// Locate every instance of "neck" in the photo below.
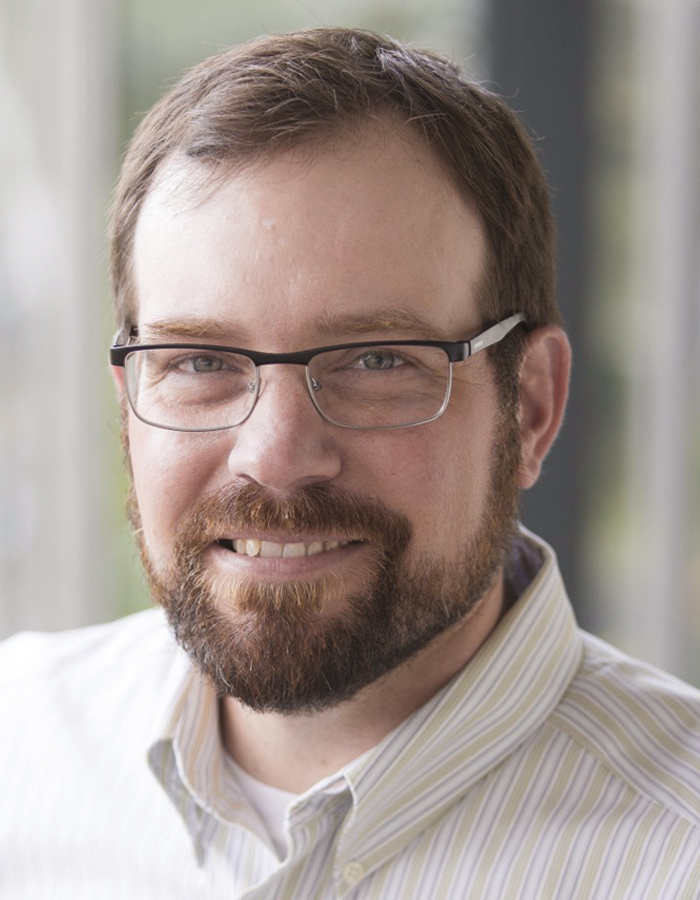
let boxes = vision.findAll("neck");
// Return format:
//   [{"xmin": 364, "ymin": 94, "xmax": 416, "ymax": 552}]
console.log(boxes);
[{"xmin": 219, "ymin": 571, "xmax": 505, "ymax": 793}]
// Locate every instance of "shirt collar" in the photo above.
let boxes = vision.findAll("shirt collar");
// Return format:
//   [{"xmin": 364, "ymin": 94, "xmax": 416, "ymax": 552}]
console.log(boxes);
[{"xmin": 146, "ymin": 641, "xmax": 264, "ymax": 852}]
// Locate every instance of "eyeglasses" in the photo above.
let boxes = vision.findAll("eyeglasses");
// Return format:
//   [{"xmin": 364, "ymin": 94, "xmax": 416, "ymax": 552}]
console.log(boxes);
[{"xmin": 110, "ymin": 313, "xmax": 525, "ymax": 431}]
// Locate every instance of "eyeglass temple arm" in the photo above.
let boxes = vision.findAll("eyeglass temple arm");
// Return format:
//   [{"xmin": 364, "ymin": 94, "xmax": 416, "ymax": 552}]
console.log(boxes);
[{"xmin": 468, "ymin": 313, "xmax": 526, "ymax": 357}]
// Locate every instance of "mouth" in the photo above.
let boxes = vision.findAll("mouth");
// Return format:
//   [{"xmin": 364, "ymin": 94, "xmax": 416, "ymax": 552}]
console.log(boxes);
[{"xmin": 216, "ymin": 538, "xmax": 363, "ymax": 559}]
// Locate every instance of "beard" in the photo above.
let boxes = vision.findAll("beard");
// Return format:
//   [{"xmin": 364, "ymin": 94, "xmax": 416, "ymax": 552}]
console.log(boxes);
[{"xmin": 127, "ymin": 407, "xmax": 521, "ymax": 714}]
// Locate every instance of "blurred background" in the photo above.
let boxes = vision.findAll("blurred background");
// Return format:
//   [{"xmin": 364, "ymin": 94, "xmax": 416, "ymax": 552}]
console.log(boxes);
[{"xmin": 1, "ymin": 0, "xmax": 699, "ymax": 684}]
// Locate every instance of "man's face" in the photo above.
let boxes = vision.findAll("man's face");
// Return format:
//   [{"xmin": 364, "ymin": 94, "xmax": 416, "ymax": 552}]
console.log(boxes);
[{"xmin": 122, "ymin": 125, "xmax": 521, "ymax": 712}]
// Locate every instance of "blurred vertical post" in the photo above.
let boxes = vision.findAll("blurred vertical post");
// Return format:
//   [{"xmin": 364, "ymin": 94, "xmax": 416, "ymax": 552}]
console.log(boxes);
[
  {"xmin": 0, "ymin": 0, "xmax": 117, "ymax": 635},
  {"xmin": 484, "ymin": 0, "xmax": 594, "ymax": 623},
  {"xmin": 625, "ymin": 0, "xmax": 700, "ymax": 676}
]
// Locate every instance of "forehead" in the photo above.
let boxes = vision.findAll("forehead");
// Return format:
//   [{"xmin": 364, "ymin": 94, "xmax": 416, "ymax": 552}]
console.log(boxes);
[{"xmin": 132, "ymin": 124, "xmax": 487, "ymax": 347}]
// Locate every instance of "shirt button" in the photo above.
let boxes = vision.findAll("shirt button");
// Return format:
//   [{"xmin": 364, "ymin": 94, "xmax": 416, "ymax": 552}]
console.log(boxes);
[{"xmin": 343, "ymin": 861, "xmax": 366, "ymax": 885}]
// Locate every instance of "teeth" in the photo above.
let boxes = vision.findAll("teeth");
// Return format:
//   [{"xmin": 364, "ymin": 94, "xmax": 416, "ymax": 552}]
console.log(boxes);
[
  {"xmin": 260, "ymin": 541, "xmax": 283, "ymax": 558},
  {"xmin": 231, "ymin": 539, "xmax": 351, "ymax": 558},
  {"xmin": 282, "ymin": 542, "xmax": 306, "ymax": 558}
]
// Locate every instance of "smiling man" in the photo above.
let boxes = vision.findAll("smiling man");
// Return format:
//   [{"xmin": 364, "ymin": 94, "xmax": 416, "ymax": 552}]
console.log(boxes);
[
  {"xmin": 2, "ymin": 28, "xmax": 699, "ymax": 900},
  {"xmin": 121, "ymin": 120, "xmax": 530, "ymax": 720}
]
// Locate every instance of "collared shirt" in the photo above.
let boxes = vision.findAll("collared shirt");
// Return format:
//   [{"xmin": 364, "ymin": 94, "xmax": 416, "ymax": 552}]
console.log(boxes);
[{"xmin": 1, "ymin": 532, "xmax": 700, "ymax": 898}]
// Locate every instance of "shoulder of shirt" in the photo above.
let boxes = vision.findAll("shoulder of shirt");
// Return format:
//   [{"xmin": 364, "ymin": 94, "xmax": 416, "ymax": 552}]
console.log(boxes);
[
  {"xmin": 549, "ymin": 630, "xmax": 700, "ymax": 827},
  {"xmin": 0, "ymin": 608, "xmax": 180, "ymax": 692}
]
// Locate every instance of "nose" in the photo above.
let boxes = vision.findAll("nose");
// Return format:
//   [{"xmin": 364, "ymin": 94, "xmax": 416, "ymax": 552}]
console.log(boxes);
[{"xmin": 226, "ymin": 365, "xmax": 343, "ymax": 492}]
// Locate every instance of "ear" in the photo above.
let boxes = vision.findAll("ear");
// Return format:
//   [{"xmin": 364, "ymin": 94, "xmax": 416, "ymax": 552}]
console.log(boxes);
[
  {"xmin": 517, "ymin": 326, "xmax": 571, "ymax": 490},
  {"xmin": 111, "ymin": 364, "xmax": 125, "ymax": 396}
]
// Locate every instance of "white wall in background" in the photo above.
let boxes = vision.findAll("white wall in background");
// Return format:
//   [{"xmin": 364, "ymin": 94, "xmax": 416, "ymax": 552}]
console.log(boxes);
[{"xmin": 0, "ymin": 0, "xmax": 118, "ymax": 636}]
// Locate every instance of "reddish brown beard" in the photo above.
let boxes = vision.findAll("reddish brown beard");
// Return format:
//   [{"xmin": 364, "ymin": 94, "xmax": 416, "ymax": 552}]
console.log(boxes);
[{"xmin": 126, "ymin": 410, "xmax": 521, "ymax": 713}]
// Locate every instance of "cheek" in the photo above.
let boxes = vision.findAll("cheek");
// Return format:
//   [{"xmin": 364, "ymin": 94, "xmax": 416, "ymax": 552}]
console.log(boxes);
[
  {"xmin": 359, "ymin": 425, "xmax": 487, "ymax": 541},
  {"xmin": 376, "ymin": 401, "xmax": 498, "ymax": 546},
  {"xmin": 128, "ymin": 420, "xmax": 225, "ymax": 554}
]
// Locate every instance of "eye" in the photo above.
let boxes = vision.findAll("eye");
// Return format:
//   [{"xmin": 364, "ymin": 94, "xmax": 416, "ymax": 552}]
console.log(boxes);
[
  {"xmin": 355, "ymin": 349, "xmax": 406, "ymax": 371},
  {"xmin": 188, "ymin": 355, "xmax": 224, "ymax": 373}
]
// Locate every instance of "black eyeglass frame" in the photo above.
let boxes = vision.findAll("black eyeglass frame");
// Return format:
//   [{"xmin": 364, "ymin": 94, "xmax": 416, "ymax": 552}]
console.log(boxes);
[{"xmin": 110, "ymin": 312, "xmax": 526, "ymax": 431}]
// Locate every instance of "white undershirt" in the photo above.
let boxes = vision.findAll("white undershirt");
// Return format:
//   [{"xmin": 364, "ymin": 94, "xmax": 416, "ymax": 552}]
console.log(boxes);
[{"xmin": 226, "ymin": 756, "xmax": 299, "ymax": 859}]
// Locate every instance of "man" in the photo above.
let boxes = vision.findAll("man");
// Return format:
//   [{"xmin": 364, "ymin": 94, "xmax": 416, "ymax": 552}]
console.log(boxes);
[{"xmin": 1, "ymin": 27, "xmax": 699, "ymax": 899}]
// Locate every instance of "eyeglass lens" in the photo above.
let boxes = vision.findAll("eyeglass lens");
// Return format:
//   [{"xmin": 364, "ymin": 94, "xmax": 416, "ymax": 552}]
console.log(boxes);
[{"xmin": 124, "ymin": 344, "xmax": 453, "ymax": 431}]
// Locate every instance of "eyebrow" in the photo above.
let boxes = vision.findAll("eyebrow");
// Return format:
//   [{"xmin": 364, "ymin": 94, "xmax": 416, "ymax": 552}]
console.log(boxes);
[
  {"xmin": 139, "ymin": 317, "xmax": 250, "ymax": 343},
  {"xmin": 314, "ymin": 308, "xmax": 453, "ymax": 342},
  {"xmin": 139, "ymin": 307, "xmax": 454, "ymax": 345}
]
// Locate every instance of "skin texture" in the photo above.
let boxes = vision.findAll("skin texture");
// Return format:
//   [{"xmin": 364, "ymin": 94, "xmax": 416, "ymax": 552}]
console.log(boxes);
[{"xmin": 114, "ymin": 122, "xmax": 571, "ymax": 791}]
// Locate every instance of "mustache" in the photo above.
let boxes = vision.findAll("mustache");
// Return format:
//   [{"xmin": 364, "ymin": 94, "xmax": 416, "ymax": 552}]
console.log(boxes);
[{"xmin": 171, "ymin": 481, "xmax": 413, "ymax": 557}]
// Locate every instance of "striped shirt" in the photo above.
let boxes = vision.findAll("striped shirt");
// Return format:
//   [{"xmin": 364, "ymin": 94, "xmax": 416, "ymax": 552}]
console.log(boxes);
[{"xmin": 1, "ymin": 531, "xmax": 700, "ymax": 898}]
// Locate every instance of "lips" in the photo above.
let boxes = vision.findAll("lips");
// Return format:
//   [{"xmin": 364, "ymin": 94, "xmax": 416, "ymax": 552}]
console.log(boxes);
[{"xmin": 217, "ymin": 538, "xmax": 356, "ymax": 558}]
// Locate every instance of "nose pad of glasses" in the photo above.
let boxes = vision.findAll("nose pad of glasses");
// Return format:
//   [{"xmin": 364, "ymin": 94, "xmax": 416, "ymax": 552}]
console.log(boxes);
[{"xmin": 309, "ymin": 375, "xmax": 322, "ymax": 393}]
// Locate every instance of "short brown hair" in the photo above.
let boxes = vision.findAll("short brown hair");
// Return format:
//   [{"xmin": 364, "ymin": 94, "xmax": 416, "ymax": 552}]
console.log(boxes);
[{"xmin": 111, "ymin": 28, "xmax": 559, "ymax": 393}]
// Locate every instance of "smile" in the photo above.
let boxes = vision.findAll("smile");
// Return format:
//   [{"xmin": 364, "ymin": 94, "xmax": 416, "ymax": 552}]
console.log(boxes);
[{"xmin": 217, "ymin": 538, "xmax": 357, "ymax": 558}]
